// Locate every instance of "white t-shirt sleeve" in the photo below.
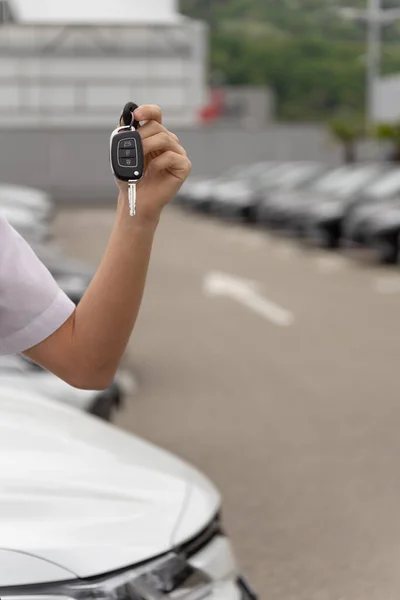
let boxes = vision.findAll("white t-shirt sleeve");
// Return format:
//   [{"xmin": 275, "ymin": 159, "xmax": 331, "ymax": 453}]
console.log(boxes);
[{"xmin": 0, "ymin": 218, "xmax": 76, "ymax": 356}]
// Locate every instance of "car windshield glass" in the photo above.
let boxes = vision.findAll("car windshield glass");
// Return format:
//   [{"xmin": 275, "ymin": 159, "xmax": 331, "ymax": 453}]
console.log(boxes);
[
  {"xmin": 257, "ymin": 164, "xmax": 293, "ymax": 186},
  {"xmin": 313, "ymin": 167, "xmax": 378, "ymax": 197},
  {"xmin": 221, "ymin": 163, "xmax": 275, "ymax": 183},
  {"xmin": 245, "ymin": 163, "xmax": 274, "ymax": 177},
  {"xmin": 367, "ymin": 171, "xmax": 400, "ymax": 199},
  {"xmin": 271, "ymin": 165, "xmax": 322, "ymax": 190},
  {"xmin": 312, "ymin": 167, "xmax": 351, "ymax": 192},
  {"xmin": 244, "ymin": 163, "xmax": 280, "ymax": 183}
]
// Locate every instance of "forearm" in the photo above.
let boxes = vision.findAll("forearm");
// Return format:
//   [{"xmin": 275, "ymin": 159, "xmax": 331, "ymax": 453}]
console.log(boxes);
[
  {"xmin": 25, "ymin": 103, "xmax": 191, "ymax": 389},
  {"xmin": 71, "ymin": 194, "xmax": 158, "ymax": 387}
]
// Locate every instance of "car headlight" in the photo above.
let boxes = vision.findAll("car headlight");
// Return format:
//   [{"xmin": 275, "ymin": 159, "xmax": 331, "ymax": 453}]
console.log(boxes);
[{"xmin": 1, "ymin": 554, "xmax": 213, "ymax": 600}]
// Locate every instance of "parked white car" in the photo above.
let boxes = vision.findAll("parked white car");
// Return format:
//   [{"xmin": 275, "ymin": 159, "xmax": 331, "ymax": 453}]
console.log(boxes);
[
  {"xmin": 0, "ymin": 355, "xmax": 136, "ymax": 421},
  {"xmin": 0, "ymin": 205, "xmax": 50, "ymax": 243},
  {"xmin": 0, "ymin": 386, "xmax": 257, "ymax": 598},
  {"xmin": 0, "ymin": 183, "xmax": 53, "ymax": 222}
]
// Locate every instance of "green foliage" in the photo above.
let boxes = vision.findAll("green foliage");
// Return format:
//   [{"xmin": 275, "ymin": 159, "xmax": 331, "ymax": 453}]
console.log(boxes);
[
  {"xmin": 328, "ymin": 115, "xmax": 365, "ymax": 143},
  {"xmin": 180, "ymin": 0, "xmax": 400, "ymax": 121},
  {"xmin": 375, "ymin": 122, "xmax": 400, "ymax": 142},
  {"xmin": 327, "ymin": 113, "xmax": 365, "ymax": 163},
  {"xmin": 374, "ymin": 122, "xmax": 400, "ymax": 161}
]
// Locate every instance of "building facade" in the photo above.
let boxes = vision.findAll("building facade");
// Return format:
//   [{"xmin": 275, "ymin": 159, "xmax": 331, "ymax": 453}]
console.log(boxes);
[{"xmin": 0, "ymin": 0, "xmax": 208, "ymax": 128}]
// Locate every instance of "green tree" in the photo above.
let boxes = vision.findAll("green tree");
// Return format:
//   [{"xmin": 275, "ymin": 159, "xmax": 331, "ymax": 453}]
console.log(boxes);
[
  {"xmin": 328, "ymin": 115, "xmax": 365, "ymax": 164},
  {"xmin": 180, "ymin": 0, "xmax": 400, "ymax": 122},
  {"xmin": 375, "ymin": 123, "xmax": 400, "ymax": 163}
]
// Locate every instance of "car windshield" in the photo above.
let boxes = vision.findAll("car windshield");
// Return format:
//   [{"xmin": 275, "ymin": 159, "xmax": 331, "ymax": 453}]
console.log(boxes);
[
  {"xmin": 219, "ymin": 162, "xmax": 276, "ymax": 184},
  {"xmin": 312, "ymin": 166, "xmax": 380, "ymax": 197},
  {"xmin": 255, "ymin": 163, "xmax": 296, "ymax": 186},
  {"xmin": 367, "ymin": 171, "xmax": 400, "ymax": 199},
  {"xmin": 270, "ymin": 164, "xmax": 323, "ymax": 190},
  {"xmin": 244, "ymin": 163, "xmax": 276, "ymax": 178}
]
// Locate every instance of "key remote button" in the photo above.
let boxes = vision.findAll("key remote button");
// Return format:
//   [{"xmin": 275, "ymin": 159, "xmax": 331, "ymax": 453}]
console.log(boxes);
[
  {"xmin": 121, "ymin": 138, "xmax": 135, "ymax": 149},
  {"xmin": 119, "ymin": 158, "xmax": 135, "ymax": 167},
  {"xmin": 119, "ymin": 148, "xmax": 136, "ymax": 158}
]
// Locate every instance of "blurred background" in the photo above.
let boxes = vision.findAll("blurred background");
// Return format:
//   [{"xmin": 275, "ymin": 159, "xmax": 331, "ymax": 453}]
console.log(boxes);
[{"xmin": 3, "ymin": 0, "xmax": 400, "ymax": 598}]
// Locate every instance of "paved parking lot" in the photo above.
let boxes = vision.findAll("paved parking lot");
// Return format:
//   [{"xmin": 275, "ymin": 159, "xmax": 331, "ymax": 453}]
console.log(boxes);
[{"xmin": 56, "ymin": 206, "xmax": 400, "ymax": 600}]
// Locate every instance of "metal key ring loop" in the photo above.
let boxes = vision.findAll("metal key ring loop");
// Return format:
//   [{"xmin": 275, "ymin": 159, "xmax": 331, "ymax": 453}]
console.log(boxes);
[{"xmin": 121, "ymin": 102, "xmax": 139, "ymax": 130}]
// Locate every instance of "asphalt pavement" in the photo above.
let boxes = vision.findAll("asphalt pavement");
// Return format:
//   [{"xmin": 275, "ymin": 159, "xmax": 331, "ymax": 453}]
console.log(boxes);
[{"xmin": 56, "ymin": 206, "xmax": 400, "ymax": 600}]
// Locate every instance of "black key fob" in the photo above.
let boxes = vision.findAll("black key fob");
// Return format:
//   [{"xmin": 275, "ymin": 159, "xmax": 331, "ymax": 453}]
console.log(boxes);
[{"xmin": 110, "ymin": 126, "xmax": 144, "ymax": 183}]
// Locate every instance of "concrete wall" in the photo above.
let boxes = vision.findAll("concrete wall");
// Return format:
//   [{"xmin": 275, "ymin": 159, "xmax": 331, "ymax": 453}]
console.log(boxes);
[
  {"xmin": 218, "ymin": 86, "xmax": 275, "ymax": 126},
  {"xmin": 0, "ymin": 124, "xmax": 342, "ymax": 205}
]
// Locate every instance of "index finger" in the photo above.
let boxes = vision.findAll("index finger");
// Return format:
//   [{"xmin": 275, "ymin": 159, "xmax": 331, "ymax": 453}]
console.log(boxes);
[{"xmin": 134, "ymin": 104, "xmax": 163, "ymax": 125}]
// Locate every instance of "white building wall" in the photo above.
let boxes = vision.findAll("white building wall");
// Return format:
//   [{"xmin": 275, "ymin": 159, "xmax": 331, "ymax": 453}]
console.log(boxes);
[
  {"xmin": 373, "ymin": 74, "xmax": 400, "ymax": 123},
  {"xmin": 8, "ymin": 0, "xmax": 180, "ymax": 24},
  {"xmin": 0, "ymin": 20, "xmax": 208, "ymax": 128}
]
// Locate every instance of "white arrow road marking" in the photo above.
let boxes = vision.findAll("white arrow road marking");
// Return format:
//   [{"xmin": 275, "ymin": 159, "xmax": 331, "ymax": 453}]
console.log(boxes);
[
  {"xmin": 203, "ymin": 271, "xmax": 295, "ymax": 327},
  {"xmin": 374, "ymin": 276, "xmax": 400, "ymax": 295}
]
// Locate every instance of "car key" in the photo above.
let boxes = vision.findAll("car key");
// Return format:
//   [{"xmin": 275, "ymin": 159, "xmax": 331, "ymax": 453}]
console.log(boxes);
[{"xmin": 110, "ymin": 102, "xmax": 145, "ymax": 216}]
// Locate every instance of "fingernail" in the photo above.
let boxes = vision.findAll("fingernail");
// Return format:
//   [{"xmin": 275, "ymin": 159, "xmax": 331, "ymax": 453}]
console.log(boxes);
[{"xmin": 134, "ymin": 109, "xmax": 143, "ymax": 120}]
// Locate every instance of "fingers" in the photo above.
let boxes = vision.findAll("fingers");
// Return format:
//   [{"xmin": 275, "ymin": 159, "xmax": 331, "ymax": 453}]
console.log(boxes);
[
  {"xmin": 139, "ymin": 120, "xmax": 179, "ymax": 143},
  {"xmin": 118, "ymin": 105, "xmax": 179, "ymax": 145},
  {"xmin": 134, "ymin": 104, "xmax": 162, "ymax": 125},
  {"xmin": 117, "ymin": 104, "xmax": 187, "ymax": 167},
  {"xmin": 142, "ymin": 131, "xmax": 186, "ymax": 157},
  {"xmin": 169, "ymin": 131, "xmax": 180, "ymax": 144},
  {"xmin": 149, "ymin": 151, "xmax": 192, "ymax": 179},
  {"xmin": 173, "ymin": 143, "xmax": 187, "ymax": 157},
  {"xmin": 138, "ymin": 120, "xmax": 166, "ymax": 140}
]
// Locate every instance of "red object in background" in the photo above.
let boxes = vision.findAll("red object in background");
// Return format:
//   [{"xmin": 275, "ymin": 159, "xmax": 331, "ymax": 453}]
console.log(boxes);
[{"xmin": 199, "ymin": 88, "xmax": 226, "ymax": 123}]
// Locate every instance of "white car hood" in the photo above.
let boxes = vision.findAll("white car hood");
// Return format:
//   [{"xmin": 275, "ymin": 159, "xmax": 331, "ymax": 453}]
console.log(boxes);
[
  {"xmin": 0, "ymin": 373, "xmax": 98, "ymax": 411},
  {"xmin": 0, "ymin": 388, "xmax": 219, "ymax": 582}
]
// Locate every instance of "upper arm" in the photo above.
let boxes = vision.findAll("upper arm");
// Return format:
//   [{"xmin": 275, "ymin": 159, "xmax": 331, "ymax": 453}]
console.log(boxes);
[
  {"xmin": 0, "ymin": 218, "xmax": 76, "ymax": 364},
  {"xmin": 23, "ymin": 310, "xmax": 77, "ymax": 381}
]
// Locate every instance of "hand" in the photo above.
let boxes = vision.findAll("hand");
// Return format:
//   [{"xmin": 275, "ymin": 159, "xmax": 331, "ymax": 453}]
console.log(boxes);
[{"xmin": 116, "ymin": 104, "xmax": 192, "ymax": 223}]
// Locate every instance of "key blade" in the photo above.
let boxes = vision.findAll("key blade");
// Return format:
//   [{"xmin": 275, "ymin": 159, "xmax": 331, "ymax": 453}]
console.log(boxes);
[{"xmin": 129, "ymin": 182, "xmax": 137, "ymax": 217}]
